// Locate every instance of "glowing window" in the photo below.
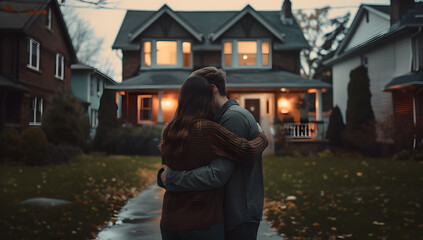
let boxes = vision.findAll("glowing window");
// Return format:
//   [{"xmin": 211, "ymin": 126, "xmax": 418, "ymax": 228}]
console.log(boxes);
[
  {"xmin": 238, "ymin": 41, "xmax": 257, "ymax": 65},
  {"xmin": 156, "ymin": 41, "xmax": 177, "ymax": 65},
  {"xmin": 224, "ymin": 42, "xmax": 232, "ymax": 66},
  {"xmin": 182, "ymin": 42, "xmax": 191, "ymax": 67},
  {"xmin": 144, "ymin": 42, "xmax": 151, "ymax": 66},
  {"xmin": 262, "ymin": 42, "xmax": 270, "ymax": 66}
]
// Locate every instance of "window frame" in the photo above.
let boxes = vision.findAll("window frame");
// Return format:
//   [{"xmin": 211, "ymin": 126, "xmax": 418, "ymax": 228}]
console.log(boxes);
[
  {"xmin": 55, "ymin": 53, "xmax": 64, "ymax": 80},
  {"xmin": 137, "ymin": 95, "xmax": 154, "ymax": 124},
  {"xmin": 90, "ymin": 109, "xmax": 99, "ymax": 128},
  {"xmin": 221, "ymin": 39, "xmax": 272, "ymax": 69},
  {"xmin": 27, "ymin": 38, "xmax": 40, "ymax": 71},
  {"xmin": 141, "ymin": 39, "xmax": 193, "ymax": 69},
  {"xmin": 29, "ymin": 97, "xmax": 43, "ymax": 126}
]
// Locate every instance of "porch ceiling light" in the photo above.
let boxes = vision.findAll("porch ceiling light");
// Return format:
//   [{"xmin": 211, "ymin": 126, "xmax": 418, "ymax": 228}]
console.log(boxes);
[
  {"xmin": 243, "ymin": 55, "xmax": 248, "ymax": 60},
  {"xmin": 280, "ymin": 88, "xmax": 287, "ymax": 92}
]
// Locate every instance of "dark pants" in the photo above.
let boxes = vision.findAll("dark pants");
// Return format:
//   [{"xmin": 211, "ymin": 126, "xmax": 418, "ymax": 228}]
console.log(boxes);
[
  {"xmin": 225, "ymin": 222, "xmax": 260, "ymax": 240},
  {"xmin": 161, "ymin": 223, "xmax": 224, "ymax": 240}
]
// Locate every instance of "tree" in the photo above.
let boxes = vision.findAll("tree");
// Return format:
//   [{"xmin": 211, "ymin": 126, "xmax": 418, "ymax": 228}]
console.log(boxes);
[
  {"xmin": 93, "ymin": 89, "xmax": 118, "ymax": 153},
  {"xmin": 326, "ymin": 106, "xmax": 345, "ymax": 147},
  {"xmin": 42, "ymin": 89, "xmax": 90, "ymax": 149}
]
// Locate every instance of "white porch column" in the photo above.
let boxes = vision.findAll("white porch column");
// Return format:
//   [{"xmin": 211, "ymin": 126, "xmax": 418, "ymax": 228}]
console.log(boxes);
[
  {"xmin": 158, "ymin": 91, "xmax": 163, "ymax": 123},
  {"xmin": 413, "ymin": 95, "xmax": 417, "ymax": 149},
  {"xmin": 315, "ymin": 89, "xmax": 323, "ymax": 121}
]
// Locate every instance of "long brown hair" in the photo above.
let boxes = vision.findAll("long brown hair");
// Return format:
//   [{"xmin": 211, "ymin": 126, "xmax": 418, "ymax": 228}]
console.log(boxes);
[{"xmin": 160, "ymin": 76, "xmax": 213, "ymax": 158}]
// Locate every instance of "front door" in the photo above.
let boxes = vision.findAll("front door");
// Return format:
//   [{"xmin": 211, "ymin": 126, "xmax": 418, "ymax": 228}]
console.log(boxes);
[{"xmin": 245, "ymin": 99, "xmax": 260, "ymax": 123}]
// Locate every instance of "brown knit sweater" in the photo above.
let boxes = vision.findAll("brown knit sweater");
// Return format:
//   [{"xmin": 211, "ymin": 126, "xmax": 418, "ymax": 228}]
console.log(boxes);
[{"xmin": 160, "ymin": 119, "xmax": 268, "ymax": 230}]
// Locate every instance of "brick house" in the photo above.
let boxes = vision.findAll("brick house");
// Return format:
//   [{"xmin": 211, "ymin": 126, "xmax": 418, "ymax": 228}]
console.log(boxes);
[
  {"xmin": 0, "ymin": 0, "xmax": 77, "ymax": 129},
  {"xmin": 109, "ymin": 0, "xmax": 331, "ymax": 150}
]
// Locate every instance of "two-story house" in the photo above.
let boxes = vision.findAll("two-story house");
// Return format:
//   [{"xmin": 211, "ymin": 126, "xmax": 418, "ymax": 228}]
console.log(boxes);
[
  {"xmin": 325, "ymin": 0, "xmax": 423, "ymax": 149},
  {"xmin": 109, "ymin": 0, "xmax": 331, "ymax": 149},
  {"xmin": 0, "ymin": 0, "xmax": 77, "ymax": 129},
  {"xmin": 71, "ymin": 63, "xmax": 116, "ymax": 139}
]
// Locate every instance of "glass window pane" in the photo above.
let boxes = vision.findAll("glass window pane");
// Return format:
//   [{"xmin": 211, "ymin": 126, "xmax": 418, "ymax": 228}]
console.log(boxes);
[
  {"xmin": 156, "ymin": 41, "xmax": 177, "ymax": 65},
  {"xmin": 263, "ymin": 54, "xmax": 269, "ymax": 65},
  {"xmin": 143, "ymin": 98, "xmax": 152, "ymax": 108},
  {"xmin": 262, "ymin": 42, "xmax": 270, "ymax": 54},
  {"xmin": 182, "ymin": 42, "xmax": 191, "ymax": 53},
  {"xmin": 238, "ymin": 41, "xmax": 257, "ymax": 54},
  {"xmin": 238, "ymin": 54, "xmax": 256, "ymax": 65},
  {"xmin": 224, "ymin": 42, "xmax": 232, "ymax": 54},
  {"xmin": 144, "ymin": 42, "xmax": 151, "ymax": 66},
  {"xmin": 225, "ymin": 55, "xmax": 231, "ymax": 66}
]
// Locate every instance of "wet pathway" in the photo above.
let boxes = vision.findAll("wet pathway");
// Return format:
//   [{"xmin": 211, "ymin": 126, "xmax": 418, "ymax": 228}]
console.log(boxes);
[{"xmin": 96, "ymin": 184, "xmax": 284, "ymax": 240}]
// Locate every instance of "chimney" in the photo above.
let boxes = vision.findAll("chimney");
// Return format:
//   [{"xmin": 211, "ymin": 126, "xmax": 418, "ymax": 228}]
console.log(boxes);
[
  {"xmin": 390, "ymin": 0, "xmax": 414, "ymax": 26},
  {"xmin": 281, "ymin": 0, "xmax": 293, "ymax": 25}
]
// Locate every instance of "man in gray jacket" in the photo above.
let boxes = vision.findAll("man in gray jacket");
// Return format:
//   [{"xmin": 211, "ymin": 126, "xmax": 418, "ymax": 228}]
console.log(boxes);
[{"xmin": 158, "ymin": 67, "xmax": 264, "ymax": 240}]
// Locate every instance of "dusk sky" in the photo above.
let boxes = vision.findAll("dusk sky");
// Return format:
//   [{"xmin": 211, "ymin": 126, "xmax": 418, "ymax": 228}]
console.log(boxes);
[{"xmin": 61, "ymin": 0, "xmax": 391, "ymax": 81}]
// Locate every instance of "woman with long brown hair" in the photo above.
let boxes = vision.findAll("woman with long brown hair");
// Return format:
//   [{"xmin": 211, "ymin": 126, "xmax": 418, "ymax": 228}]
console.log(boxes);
[{"xmin": 159, "ymin": 76, "xmax": 268, "ymax": 240}]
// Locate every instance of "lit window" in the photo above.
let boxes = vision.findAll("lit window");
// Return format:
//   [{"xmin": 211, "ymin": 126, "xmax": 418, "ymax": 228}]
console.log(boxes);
[
  {"xmin": 224, "ymin": 42, "xmax": 232, "ymax": 66},
  {"xmin": 262, "ymin": 42, "xmax": 270, "ymax": 66},
  {"xmin": 156, "ymin": 41, "xmax": 177, "ymax": 65},
  {"xmin": 91, "ymin": 109, "xmax": 98, "ymax": 128},
  {"xmin": 29, "ymin": 97, "xmax": 43, "ymax": 126},
  {"xmin": 55, "ymin": 53, "xmax": 64, "ymax": 80},
  {"xmin": 46, "ymin": 8, "xmax": 52, "ymax": 29},
  {"xmin": 27, "ymin": 38, "xmax": 40, "ymax": 70},
  {"xmin": 238, "ymin": 41, "xmax": 257, "ymax": 65},
  {"xmin": 182, "ymin": 42, "xmax": 191, "ymax": 67},
  {"xmin": 138, "ymin": 95, "xmax": 153, "ymax": 123},
  {"xmin": 144, "ymin": 41, "xmax": 151, "ymax": 66}
]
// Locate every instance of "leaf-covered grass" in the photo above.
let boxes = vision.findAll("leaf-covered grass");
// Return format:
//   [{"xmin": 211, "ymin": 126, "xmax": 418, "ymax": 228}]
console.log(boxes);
[
  {"xmin": 263, "ymin": 155, "xmax": 423, "ymax": 240},
  {"xmin": 0, "ymin": 154, "xmax": 161, "ymax": 240}
]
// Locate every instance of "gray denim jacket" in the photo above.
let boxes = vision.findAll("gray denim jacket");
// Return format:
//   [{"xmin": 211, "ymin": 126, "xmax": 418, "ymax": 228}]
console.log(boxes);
[{"xmin": 158, "ymin": 99, "xmax": 264, "ymax": 231}]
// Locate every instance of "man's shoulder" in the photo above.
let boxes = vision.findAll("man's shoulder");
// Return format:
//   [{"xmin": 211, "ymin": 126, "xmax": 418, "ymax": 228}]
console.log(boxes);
[{"xmin": 223, "ymin": 105, "xmax": 254, "ymax": 122}]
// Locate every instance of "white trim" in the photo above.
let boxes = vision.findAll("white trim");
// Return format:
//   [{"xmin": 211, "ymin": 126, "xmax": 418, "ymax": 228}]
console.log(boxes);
[
  {"xmin": 362, "ymin": 5, "xmax": 390, "ymax": 21},
  {"xmin": 130, "ymin": 5, "xmax": 203, "ymax": 42},
  {"xmin": 27, "ymin": 38, "xmax": 40, "ymax": 71},
  {"xmin": 55, "ymin": 53, "xmax": 64, "ymax": 80},
  {"xmin": 29, "ymin": 97, "xmax": 43, "ymax": 126},
  {"xmin": 46, "ymin": 7, "xmax": 52, "ymax": 30},
  {"xmin": 137, "ymin": 94, "xmax": 154, "ymax": 124},
  {"xmin": 90, "ymin": 109, "xmax": 99, "ymax": 128},
  {"xmin": 141, "ymin": 39, "xmax": 193, "ymax": 69},
  {"xmin": 222, "ymin": 39, "xmax": 272, "ymax": 69}
]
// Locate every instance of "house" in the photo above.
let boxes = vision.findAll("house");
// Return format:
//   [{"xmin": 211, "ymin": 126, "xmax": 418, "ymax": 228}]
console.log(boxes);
[
  {"xmin": 0, "ymin": 0, "xmax": 77, "ymax": 129},
  {"xmin": 325, "ymin": 0, "xmax": 423, "ymax": 148},
  {"xmin": 108, "ymin": 0, "xmax": 331, "ymax": 150},
  {"xmin": 71, "ymin": 63, "xmax": 116, "ymax": 139}
]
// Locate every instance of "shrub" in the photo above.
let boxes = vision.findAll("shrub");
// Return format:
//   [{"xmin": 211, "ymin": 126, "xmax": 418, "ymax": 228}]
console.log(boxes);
[
  {"xmin": 93, "ymin": 90, "xmax": 118, "ymax": 153},
  {"xmin": 111, "ymin": 125, "xmax": 163, "ymax": 155},
  {"xmin": 326, "ymin": 106, "xmax": 345, "ymax": 147},
  {"xmin": 0, "ymin": 128, "xmax": 22, "ymax": 163},
  {"xmin": 393, "ymin": 149, "xmax": 423, "ymax": 161},
  {"xmin": 272, "ymin": 124, "xmax": 287, "ymax": 156},
  {"xmin": 21, "ymin": 127, "xmax": 48, "ymax": 165},
  {"xmin": 42, "ymin": 89, "xmax": 90, "ymax": 149},
  {"xmin": 45, "ymin": 143, "xmax": 82, "ymax": 164}
]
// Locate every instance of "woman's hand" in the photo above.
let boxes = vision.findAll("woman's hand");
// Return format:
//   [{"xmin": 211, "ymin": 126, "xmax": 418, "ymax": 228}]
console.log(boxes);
[
  {"xmin": 161, "ymin": 164, "xmax": 169, "ymax": 186},
  {"xmin": 257, "ymin": 122, "xmax": 264, "ymax": 133}
]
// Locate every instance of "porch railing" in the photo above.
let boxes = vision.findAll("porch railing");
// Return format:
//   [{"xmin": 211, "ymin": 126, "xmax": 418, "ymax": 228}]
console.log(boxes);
[{"xmin": 282, "ymin": 123, "xmax": 318, "ymax": 139}]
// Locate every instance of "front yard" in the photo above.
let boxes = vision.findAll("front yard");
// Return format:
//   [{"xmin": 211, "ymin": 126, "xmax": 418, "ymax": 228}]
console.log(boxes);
[
  {"xmin": 263, "ymin": 155, "xmax": 423, "ymax": 240},
  {"xmin": 0, "ymin": 154, "xmax": 161, "ymax": 240},
  {"xmin": 1, "ymin": 154, "xmax": 423, "ymax": 239}
]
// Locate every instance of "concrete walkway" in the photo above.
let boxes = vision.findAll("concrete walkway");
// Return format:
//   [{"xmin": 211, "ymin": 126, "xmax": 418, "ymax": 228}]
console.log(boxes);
[{"xmin": 97, "ymin": 184, "xmax": 284, "ymax": 240}]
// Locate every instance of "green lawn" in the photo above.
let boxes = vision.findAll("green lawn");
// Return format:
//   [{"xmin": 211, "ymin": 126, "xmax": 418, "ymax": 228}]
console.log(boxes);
[
  {"xmin": 263, "ymin": 156, "xmax": 423, "ymax": 240},
  {"xmin": 0, "ymin": 154, "xmax": 161, "ymax": 240}
]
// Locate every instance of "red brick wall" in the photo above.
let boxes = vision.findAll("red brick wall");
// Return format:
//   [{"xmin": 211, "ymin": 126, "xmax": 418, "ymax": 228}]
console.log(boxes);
[
  {"xmin": 122, "ymin": 51, "xmax": 141, "ymax": 80},
  {"xmin": 273, "ymin": 50, "xmax": 301, "ymax": 73}
]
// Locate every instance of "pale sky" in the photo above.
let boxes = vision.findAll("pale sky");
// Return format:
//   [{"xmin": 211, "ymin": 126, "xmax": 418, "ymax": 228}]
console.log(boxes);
[{"xmin": 61, "ymin": 0, "xmax": 391, "ymax": 82}]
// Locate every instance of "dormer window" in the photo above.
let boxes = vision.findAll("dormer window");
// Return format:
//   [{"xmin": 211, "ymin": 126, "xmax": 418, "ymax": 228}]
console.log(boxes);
[
  {"xmin": 222, "ymin": 39, "xmax": 271, "ymax": 69},
  {"xmin": 142, "ymin": 40, "xmax": 192, "ymax": 68}
]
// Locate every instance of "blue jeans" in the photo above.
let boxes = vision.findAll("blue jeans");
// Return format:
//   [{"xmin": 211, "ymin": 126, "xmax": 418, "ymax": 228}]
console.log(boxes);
[
  {"xmin": 161, "ymin": 223, "xmax": 225, "ymax": 240},
  {"xmin": 225, "ymin": 222, "xmax": 259, "ymax": 240}
]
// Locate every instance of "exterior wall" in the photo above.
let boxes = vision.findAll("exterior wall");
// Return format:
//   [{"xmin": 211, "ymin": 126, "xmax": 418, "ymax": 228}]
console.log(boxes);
[
  {"xmin": 273, "ymin": 50, "xmax": 301, "ymax": 73},
  {"xmin": 193, "ymin": 51, "xmax": 221, "ymax": 68},
  {"xmin": 0, "ymin": 34, "xmax": 20, "ymax": 80},
  {"xmin": 71, "ymin": 71, "xmax": 90, "ymax": 102},
  {"xmin": 392, "ymin": 37, "xmax": 412, "ymax": 77},
  {"xmin": 345, "ymin": 10, "xmax": 390, "ymax": 51},
  {"xmin": 122, "ymin": 50, "xmax": 141, "ymax": 80}
]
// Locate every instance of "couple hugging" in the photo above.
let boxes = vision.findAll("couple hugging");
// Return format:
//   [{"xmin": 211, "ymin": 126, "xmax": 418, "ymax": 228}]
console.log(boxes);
[{"xmin": 157, "ymin": 66, "xmax": 269, "ymax": 240}]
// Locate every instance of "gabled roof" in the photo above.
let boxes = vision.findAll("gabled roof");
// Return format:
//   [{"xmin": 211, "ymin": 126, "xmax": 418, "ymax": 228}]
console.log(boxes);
[
  {"xmin": 106, "ymin": 70, "xmax": 330, "ymax": 90},
  {"xmin": 209, "ymin": 5, "xmax": 285, "ymax": 42},
  {"xmin": 71, "ymin": 63, "xmax": 116, "ymax": 84},
  {"xmin": 113, "ymin": 5, "xmax": 309, "ymax": 51},
  {"xmin": 129, "ymin": 4, "xmax": 203, "ymax": 42},
  {"xmin": 0, "ymin": 0, "xmax": 78, "ymax": 63},
  {"xmin": 326, "ymin": 4, "xmax": 423, "ymax": 65}
]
